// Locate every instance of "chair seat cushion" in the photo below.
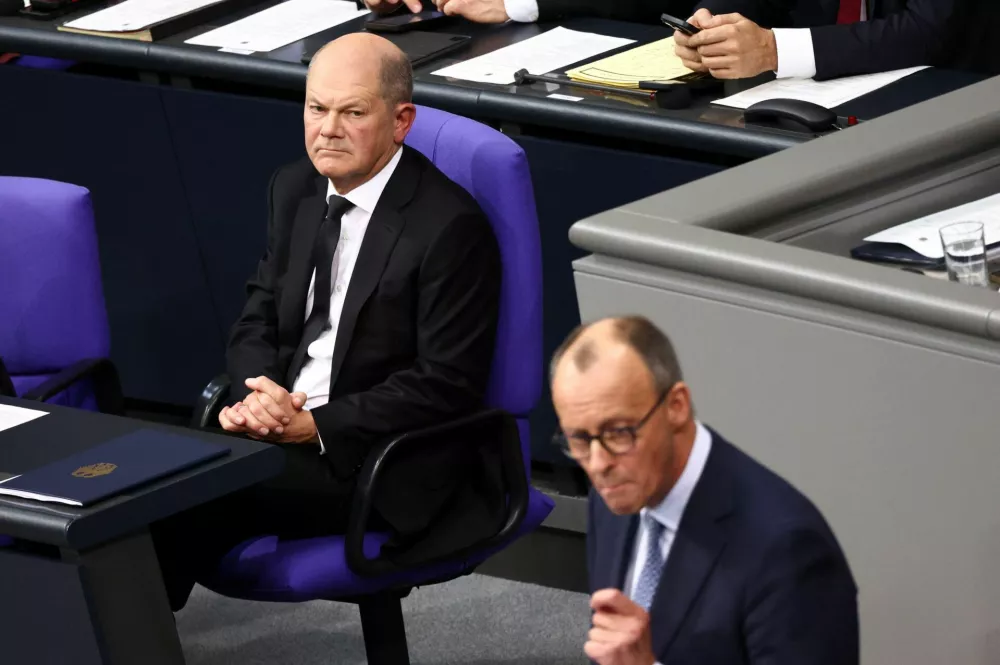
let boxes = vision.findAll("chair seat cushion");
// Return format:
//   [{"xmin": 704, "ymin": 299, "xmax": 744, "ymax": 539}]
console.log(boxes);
[{"xmin": 201, "ymin": 488, "xmax": 554, "ymax": 602}]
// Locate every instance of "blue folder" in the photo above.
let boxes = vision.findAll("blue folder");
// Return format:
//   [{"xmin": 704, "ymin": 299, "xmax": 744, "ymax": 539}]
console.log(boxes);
[{"xmin": 0, "ymin": 429, "xmax": 229, "ymax": 507}]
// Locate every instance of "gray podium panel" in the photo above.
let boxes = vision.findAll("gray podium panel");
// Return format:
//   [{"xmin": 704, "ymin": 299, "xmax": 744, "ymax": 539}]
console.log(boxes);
[
  {"xmin": 565, "ymin": 73, "xmax": 1000, "ymax": 664},
  {"xmin": 574, "ymin": 251, "xmax": 1000, "ymax": 665}
]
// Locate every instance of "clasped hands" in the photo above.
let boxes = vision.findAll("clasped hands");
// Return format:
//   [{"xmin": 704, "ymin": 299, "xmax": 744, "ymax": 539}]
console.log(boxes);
[
  {"xmin": 219, "ymin": 376, "xmax": 318, "ymax": 444},
  {"xmin": 674, "ymin": 9, "xmax": 778, "ymax": 79}
]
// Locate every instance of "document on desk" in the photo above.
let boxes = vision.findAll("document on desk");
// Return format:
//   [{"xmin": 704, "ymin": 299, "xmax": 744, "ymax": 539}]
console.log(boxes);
[
  {"xmin": 0, "ymin": 403, "xmax": 47, "ymax": 434},
  {"xmin": 566, "ymin": 37, "xmax": 693, "ymax": 88},
  {"xmin": 431, "ymin": 27, "xmax": 634, "ymax": 85},
  {"xmin": 62, "ymin": 0, "xmax": 225, "ymax": 33},
  {"xmin": 185, "ymin": 0, "xmax": 369, "ymax": 52},
  {"xmin": 713, "ymin": 66, "xmax": 929, "ymax": 110},
  {"xmin": 863, "ymin": 193, "xmax": 1000, "ymax": 259}
]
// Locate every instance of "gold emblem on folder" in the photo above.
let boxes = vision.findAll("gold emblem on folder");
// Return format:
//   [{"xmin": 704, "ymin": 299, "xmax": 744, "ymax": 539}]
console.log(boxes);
[{"xmin": 72, "ymin": 463, "xmax": 117, "ymax": 478}]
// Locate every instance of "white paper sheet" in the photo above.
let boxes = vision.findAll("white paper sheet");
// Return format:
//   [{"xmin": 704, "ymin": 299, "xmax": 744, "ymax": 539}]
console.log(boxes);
[
  {"xmin": 0, "ymin": 403, "xmax": 48, "ymax": 434},
  {"xmin": 432, "ymin": 27, "xmax": 634, "ymax": 85},
  {"xmin": 185, "ymin": 0, "xmax": 369, "ymax": 53},
  {"xmin": 63, "ymin": 0, "xmax": 225, "ymax": 33},
  {"xmin": 0, "ymin": 479, "xmax": 82, "ymax": 507},
  {"xmin": 864, "ymin": 193, "xmax": 1000, "ymax": 259},
  {"xmin": 713, "ymin": 66, "xmax": 929, "ymax": 110}
]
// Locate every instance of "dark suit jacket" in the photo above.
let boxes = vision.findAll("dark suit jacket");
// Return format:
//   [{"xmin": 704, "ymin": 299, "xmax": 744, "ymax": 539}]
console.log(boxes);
[
  {"xmin": 587, "ymin": 429, "xmax": 859, "ymax": 665},
  {"xmin": 695, "ymin": 0, "xmax": 957, "ymax": 79},
  {"xmin": 227, "ymin": 146, "xmax": 503, "ymax": 542}
]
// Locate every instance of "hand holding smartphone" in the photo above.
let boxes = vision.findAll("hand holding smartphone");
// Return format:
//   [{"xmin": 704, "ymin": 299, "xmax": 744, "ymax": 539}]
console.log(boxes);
[{"xmin": 660, "ymin": 13, "xmax": 701, "ymax": 35}]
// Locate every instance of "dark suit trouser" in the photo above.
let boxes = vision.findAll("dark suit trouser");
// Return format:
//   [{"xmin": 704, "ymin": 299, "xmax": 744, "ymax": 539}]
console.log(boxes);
[{"xmin": 150, "ymin": 442, "xmax": 358, "ymax": 611}]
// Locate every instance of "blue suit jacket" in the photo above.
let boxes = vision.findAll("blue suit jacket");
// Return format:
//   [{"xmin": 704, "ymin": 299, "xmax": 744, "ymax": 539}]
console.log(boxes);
[{"xmin": 586, "ymin": 429, "xmax": 859, "ymax": 665}]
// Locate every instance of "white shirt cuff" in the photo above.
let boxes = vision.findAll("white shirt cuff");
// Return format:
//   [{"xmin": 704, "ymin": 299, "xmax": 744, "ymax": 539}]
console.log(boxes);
[
  {"xmin": 503, "ymin": 0, "xmax": 538, "ymax": 22},
  {"xmin": 772, "ymin": 28, "xmax": 817, "ymax": 79}
]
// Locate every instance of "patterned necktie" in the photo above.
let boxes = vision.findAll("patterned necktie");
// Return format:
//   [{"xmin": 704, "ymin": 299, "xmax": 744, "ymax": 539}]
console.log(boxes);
[
  {"xmin": 287, "ymin": 195, "xmax": 353, "ymax": 382},
  {"xmin": 631, "ymin": 513, "xmax": 666, "ymax": 611}
]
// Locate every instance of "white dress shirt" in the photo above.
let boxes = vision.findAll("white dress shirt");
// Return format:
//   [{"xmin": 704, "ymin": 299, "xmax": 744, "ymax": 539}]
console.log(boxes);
[
  {"xmin": 291, "ymin": 146, "xmax": 404, "ymax": 451},
  {"xmin": 773, "ymin": 1, "xmax": 866, "ymax": 79},
  {"xmin": 623, "ymin": 421, "xmax": 713, "ymax": 599},
  {"xmin": 503, "ymin": 0, "xmax": 538, "ymax": 22}
]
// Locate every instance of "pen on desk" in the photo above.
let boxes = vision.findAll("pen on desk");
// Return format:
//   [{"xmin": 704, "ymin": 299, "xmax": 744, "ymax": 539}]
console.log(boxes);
[{"xmin": 513, "ymin": 69, "xmax": 656, "ymax": 101}]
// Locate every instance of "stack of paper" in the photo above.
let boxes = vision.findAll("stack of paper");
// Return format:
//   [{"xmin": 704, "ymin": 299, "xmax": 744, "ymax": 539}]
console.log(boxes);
[
  {"xmin": 62, "ymin": 0, "xmax": 225, "ymax": 34},
  {"xmin": 566, "ymin": 37, "xmax": 694, "ymax": 89},
  {"xmin": 186, "ymin": 0, "xmax": 369, "ymax": 53},
  {"xmin": 0, "ymin": 403, "xmax": 47, "ymax": 434},
  {"xmin": 432, "ymin": 27, "xmax": 634, "ymax": 85},
  {"xmin": 713, "ymin": 66, "xmax": 929, "ymax": 110},
  {"xmin": 864, "ymin": 193, "xmax": 1000, "ymax": 259}
]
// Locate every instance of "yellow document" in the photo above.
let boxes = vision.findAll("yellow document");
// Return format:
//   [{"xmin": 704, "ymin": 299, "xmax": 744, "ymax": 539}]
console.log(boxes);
[{"xmin": 566, "ymin": 36, "xmax": 694, "ymax": 89}]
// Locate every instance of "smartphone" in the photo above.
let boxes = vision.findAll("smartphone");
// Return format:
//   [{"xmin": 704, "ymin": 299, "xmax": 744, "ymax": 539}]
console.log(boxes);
[
  {"xmin": 365, "ymin": 10, "xmax": 450, "ymax": 33},
  {"xmin": 660, "ymin": 13, "xmax": 701, "ymax": 35}
]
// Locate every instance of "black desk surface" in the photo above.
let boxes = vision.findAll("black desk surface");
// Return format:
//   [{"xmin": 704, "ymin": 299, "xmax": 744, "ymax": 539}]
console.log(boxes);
[
  {"xmin": 0, "ymin": 398, "xmax": 283, "ymax": 550},
  {"xmin": 0, "ymin": 2, "xmax": 985, "ymax": 159}
]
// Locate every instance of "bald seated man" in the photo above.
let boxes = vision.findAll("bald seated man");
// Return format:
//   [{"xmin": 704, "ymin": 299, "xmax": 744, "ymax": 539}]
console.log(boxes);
[
  {"xmin": 151, "ymin": 33, "xmax": 501, "ymax": 611},
  {"xmin": 550, "ymin": 316, "xmax": 858, "ymax": 665}
]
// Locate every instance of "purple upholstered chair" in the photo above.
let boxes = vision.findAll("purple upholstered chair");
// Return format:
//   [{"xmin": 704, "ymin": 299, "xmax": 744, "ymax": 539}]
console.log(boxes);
[
  {"xmin": 14, "ymin": 56, "xmax": 75, "ymax": 70},
  {"xmin": 0, "ymin": 177, "xmax": 123, "ymax": 413},
  {"xmin": 195, "ymin": 106, "xmax": 552, "ymax": 664}
]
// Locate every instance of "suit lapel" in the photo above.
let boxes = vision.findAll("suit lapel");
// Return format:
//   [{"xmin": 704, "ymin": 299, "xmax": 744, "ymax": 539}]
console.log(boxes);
[
  {"xmin": 327, "ymin": 147, "xmax": 421, "ymax": 390},
  {"xmin": 601, "ymin": 512, "xmax": 639, "ymax": 591},
  {"xmin": 649, "ymin": 441, "xmax": 734, "ymax": 659},
  {"xmin": 280, "ymin": 175, "xmax": 327, "ymax": 350}
]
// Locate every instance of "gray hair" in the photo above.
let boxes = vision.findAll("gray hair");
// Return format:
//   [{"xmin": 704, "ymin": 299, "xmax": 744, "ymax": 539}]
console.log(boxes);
[
  {"xmin": 549, "ymin": 315, "xmax": 683, "ymax": 394},
  {"xmin": 379, "ymin": 49, "xmax": 413, "ymax": 108}
]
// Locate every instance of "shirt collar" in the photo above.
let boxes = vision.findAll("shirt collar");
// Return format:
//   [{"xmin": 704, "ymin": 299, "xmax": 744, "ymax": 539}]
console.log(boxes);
[
  {"xmin": 641, "ymin": 420, "xmax": 713, "ymax": 533},
  {"xmin": 325, "ymin": 145, "xmax": 404, "ymax": 215}
]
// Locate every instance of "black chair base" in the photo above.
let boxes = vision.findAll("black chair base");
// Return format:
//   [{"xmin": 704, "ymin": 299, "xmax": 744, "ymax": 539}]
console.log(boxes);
[{"xmin": 358, "ymin": 592, "xmax": 410, "ymax": 665}]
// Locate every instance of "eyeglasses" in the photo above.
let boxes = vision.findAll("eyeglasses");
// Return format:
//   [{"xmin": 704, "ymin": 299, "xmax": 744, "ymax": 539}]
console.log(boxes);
[{"xmin": 553, "ymin": 389, "xmax": 670, "ymax": 461}]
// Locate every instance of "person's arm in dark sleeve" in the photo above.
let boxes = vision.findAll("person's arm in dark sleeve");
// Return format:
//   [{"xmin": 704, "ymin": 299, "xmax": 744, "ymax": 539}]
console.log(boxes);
[
  {"xmin": 312, "ymin": 211, "xmax": 501, "ymax": 470},
  {"xmin": 811, "ymin": 0, "xmax": 955, "ymax": 80},
  {"xmin": 743, "ymin": 526, "xmax": 859, "ymax": 665},
  {"xmin": 225, "ymin": 170, "xmax": 286, "ymax": 403}
]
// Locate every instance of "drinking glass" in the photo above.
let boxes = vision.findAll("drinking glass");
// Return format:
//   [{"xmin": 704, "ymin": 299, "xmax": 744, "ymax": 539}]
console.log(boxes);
[{"xmin": 939, "ymin": 221, "xmax": 990, "ymax": 288}]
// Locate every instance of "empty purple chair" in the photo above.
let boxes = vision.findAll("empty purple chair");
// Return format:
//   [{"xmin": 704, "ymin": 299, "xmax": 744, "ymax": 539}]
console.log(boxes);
[
  {"xmin": 0, "ymin": 177, "xmax": 123, "ymax": 413},
  {"xmin": 198, "ymin": 106, "xmax": 552, "ymax": 664}
]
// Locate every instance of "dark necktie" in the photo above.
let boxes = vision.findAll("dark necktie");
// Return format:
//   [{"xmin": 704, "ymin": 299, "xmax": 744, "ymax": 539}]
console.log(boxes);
[
  {"xmin": 837, "ymin": 0, "xmax": 863, "ymax": 24},
  {"xmin": 288, "ymin": 195, "xmax": 353, "ymax": 382}
]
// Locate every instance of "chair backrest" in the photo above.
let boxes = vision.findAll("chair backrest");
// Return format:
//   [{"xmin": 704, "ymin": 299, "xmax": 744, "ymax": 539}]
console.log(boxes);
[
  {"xmin": 404, "ymin": 106, "xmax": 543, "ymax": 458},
  {"xmin": 0, "ymin": 177, "xmax": 109, "ymax": 377}
]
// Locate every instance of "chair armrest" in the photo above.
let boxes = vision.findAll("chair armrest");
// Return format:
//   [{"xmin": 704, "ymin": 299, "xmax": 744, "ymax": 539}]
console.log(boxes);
[
  {"xmin": 191, "ymin": 374, "xmax": 231, "ymax": 429},
  {"xmin": 345, "ymin": 409, "xmax": 529, "ymax": 577},
  {"xmin": 20, "ymin": 358, "xmax": 124, "ymax": 415},
  {"xmin": 0, "ymin": 358, "xmax": 15, "ymax": 398}
]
